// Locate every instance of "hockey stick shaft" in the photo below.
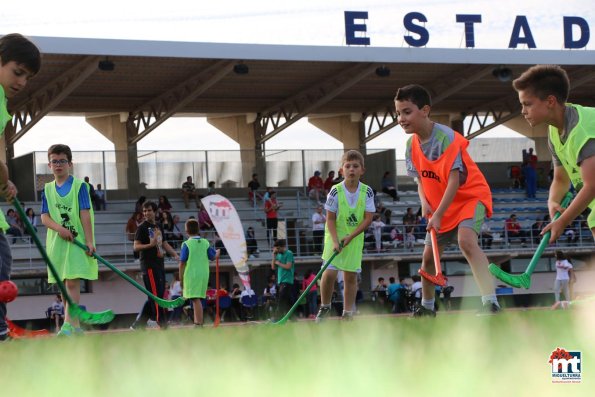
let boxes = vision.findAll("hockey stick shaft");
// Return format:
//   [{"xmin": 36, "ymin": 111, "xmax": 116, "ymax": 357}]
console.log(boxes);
[
  {"xmin": 72, "ymin": 239, "xmax": 185, "ymax": 309},
  {"xmin": 525, "ymin": 192, "xmax": 573, "ymax": 276},
  {"xmin": 13, "ymin": 200, "xmax": 114, "ymax": 324}
]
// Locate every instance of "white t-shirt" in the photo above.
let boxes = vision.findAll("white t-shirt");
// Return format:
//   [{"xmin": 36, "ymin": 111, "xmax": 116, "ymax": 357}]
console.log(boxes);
[
  {"xmin": 170, "ymin": 280, "xmax": 182, "ymax": 297},
  {"xmin": 555, "ymin": 259, "xmax": 573, "ymax": 281},
  {"xmin": 411, "ymin": 281, "xmax": 422, "ymax": 299},
  {"xmin": 312, "ymin": 212, "xmax": 326, "ymax": 231},
  {"xmin": 324, "ymin": 181, "xmax": 376, "ymax": 215}
]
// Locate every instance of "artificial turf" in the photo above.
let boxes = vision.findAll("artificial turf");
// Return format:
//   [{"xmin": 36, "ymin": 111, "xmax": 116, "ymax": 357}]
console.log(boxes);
[{"xmin": 1, "ymin": 307, "xmax": 592, "ymax": 397}]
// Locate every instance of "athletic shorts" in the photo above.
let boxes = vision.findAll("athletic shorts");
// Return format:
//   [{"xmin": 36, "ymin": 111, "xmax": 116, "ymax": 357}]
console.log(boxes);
[{"xmin": 424, "ymin": 202, "xmax": 486, "ymax": 247}]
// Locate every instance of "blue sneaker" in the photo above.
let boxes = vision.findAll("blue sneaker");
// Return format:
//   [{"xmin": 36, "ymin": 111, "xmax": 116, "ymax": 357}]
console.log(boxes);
[{"xmin": 57, "ymin": 322, "xmax": 74, "ymax": 336}]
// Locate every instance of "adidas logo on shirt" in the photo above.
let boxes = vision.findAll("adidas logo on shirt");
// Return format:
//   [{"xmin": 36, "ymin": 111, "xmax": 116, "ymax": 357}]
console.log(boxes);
[{"xmin": 346, "ymin": 213, "xmax": 358, "ymax": 227}]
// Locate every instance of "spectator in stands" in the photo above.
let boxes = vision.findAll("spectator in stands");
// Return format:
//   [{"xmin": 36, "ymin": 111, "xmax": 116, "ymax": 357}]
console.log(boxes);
[
  {"xmin": 248, "ymin": 173, "xmax": 263, "ymax": 206},
  {"xmin": 374, "ymin": 193, "xmax": 392, "ymax": 224},
  {"xmin": 324, "ymin": 171, "xmax": 335, "ymax": 192},
  {"xmin": 410, "ymin": 274, "xmax": 423, "ymax": 307},
  {"xmin": 522, "ymin": 158, "xmax": 537, "ymax": 198},
  {"xmin": 381, "ymin": 171, "xmax": 399, "ymax": 201},
  {"xmin": 509, "ymin": 164, "xmax": 523, "ymax": 189},
  {"xmin": 94, "ymin": 184, "xmax": 106, "ymax": 210},
  {"xmin": 181, "ymin": 176, "xmax": 200, "ymax": 209},
  {"xmin": 311, "ymin": 204, "xmax": 326, "ymax": 255},
  {"xmin": 371, "ymin": 214, "xmax": 386, "ymax": 253},
  {"xmin": 480, "ymin": 221, "xmax": 493, "ymax": 249},
  {"xmin": 206, "ymin": 181, "xmax": 216, "ymax": 196},
  {"xmin": 198, "ymin": 203, "xmax": 214, "ymax": 233},
  {"xmin": 390, "ymin": 225, "xmax": 403, "ymax": 248},
  {"xmin": 505, "ymin": 214, "xmax": 527, "ymax": 245},
  {"xmin": 84, "ymin": 176, "xmax": 97, "ymax": 209},
  {"xmin": 264, "ymin": 190, "xmax": 282, "ymax": 246},
  {"xmin": 262, "ymin": 186, "xmax": 274, "ymax": 203},
  {"xmin": 246, "ymin": 227, "xmax": 259, "ymax": 258},
  {"xmin": 372, "ymin": 277, "xmax": 387, "ymax": 311},
  {"xmin": 307, "ymin": 170, "xmax": 325, "ymax": 203},
  {"xmin": 126, "ymin": 212, "xmax": 143, "ymax": 261},
  {"xmin": 48, "ymin": 294, "xmax": 64, "ymax": 332},
  {"xmin": 386, "ymin": 277, "xmax": 403, "ymax": 313},
  {"xmin": 553, "ymin": 250, "xmax": 573, "ymax": 307},
  {"xmin": 170, "ymin": 215, "xmax": 184, "ymax": 245},
  {"xmin": 134, "ymin": 196, "xmax": 146, "ymax": 214},
  {"xmin": 530, "ymin": 217, "xmax": 546, "ymax": 245},
  {"xmin": 6, "ymin": 209, "xmax": 24, "ymax": 244},
  {"xmin": 157, "ymin": 195, "xmax": 173, "ymax": 214},
  {"xmin": 160, "ymin": 210, "xmax": 175, "ymax": 245},
  {"xmin": 332, "ymin": 168, "xmax": 344, "ymax": 184},
  {"xmin": 402, "ymin": 207, "xmax": 417, "ymax": 225},
  {"xmin": 24, "ymin": 207, "xmax": 38, "ymax": 234}
]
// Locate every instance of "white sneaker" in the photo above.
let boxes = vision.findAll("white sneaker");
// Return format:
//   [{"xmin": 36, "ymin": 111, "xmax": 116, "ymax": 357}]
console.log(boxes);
[{"xmin": 146, "ymin": 319, "xmax": 160, "ymax": 329}]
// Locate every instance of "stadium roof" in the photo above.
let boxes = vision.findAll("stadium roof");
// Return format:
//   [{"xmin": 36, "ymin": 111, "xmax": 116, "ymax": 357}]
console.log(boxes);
[{"xmin": 8, "ymin": 36, "xmax": 595, "ymax": 144}]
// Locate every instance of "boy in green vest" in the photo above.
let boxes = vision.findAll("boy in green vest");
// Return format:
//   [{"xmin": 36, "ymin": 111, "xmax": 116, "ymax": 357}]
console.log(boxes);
[
  {"xmin": 41, "ymin": 144, "xmax": 97, "ymax": 336},
  {"xmin": 513, "ymin": 65, "xmax": 594, "ymax": 242},
  {"xmin": 0, "ymin": 33, "xmax": 41, "ymax": 342},
  {"xmin": 179, "ymin": 218, "xmax": 218, "ymax": 326},
  {"xmin": 316, "ymin": 150, "xmax": 375, "ymax": 321}
]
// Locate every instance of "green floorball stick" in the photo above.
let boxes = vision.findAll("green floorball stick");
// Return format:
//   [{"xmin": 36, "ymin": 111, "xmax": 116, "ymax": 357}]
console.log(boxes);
[
  {"xmin": 488, "ymin": 192, "xmax": 573, "ymax": 289},
  {"xmin": 273, "ymin": 250, "xmax": 339, "ymax": 325},
  {"xmin": 72, "ymin": 239, "xmax": 185, "ymax": 309},
  {"xmin": 13, "ymin": 200, "xmax": 115, "ymax": 324}
]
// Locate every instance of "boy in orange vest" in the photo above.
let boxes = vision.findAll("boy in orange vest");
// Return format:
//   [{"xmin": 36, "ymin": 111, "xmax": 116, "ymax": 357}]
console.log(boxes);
[{"xmin": 395, "ymin": 84, "xmax": 500, "ymax": 316}]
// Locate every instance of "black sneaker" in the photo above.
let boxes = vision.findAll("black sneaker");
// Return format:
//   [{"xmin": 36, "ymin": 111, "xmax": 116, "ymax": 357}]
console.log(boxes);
[
  {"xmin": 0, "ymin": 332, "xmax": 12, "ymax": 342},
  {"xmin": 315, "ymin": 306, "xmax": 332, "ymax": 323},
  {"xmin": 476, "ymin": 302, "xmax": 501, "ymax": 316},
  {"xmin": 411, "ymin": 306, "xmax": 436, "ymax": 318}
]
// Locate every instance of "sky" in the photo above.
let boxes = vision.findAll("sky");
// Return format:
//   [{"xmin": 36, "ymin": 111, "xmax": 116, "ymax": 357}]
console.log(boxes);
[{"xmin": 4, "ymin": 0, "xmax": 593, "ymax": 157}]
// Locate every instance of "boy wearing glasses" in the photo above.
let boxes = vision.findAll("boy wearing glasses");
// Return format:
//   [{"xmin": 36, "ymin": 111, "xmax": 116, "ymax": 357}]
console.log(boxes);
[
  {"xmin": 41, "ymin": 144, "xmax": 97, "ymax": 336},
  {"xmin": 0, "ymin": 33, "xmax": 41, "ymax": 342}
]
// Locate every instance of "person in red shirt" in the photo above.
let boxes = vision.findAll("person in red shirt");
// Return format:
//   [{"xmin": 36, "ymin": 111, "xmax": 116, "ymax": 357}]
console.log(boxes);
[
  {"xmin": 307, "ymin": 171, "xmax": 325, "ymax": 203},
  {"xmin": 264, "ymin": 190, "xmax": 282, "ymax": 246},
  {"xmin": 323, "ymin": 171, "xmax": 335, "ymax": 193},
  {"xmin": 505, "ymin": 214, "xmax": 527, "ymax": 245}
]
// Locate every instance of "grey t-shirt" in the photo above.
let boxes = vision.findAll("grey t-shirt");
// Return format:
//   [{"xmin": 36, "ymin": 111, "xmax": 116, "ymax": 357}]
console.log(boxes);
[
  {"xmin": 548, "ymin": 105, "xmax": 595, "ymax": 166},
  {"xmin": 405, "ymin": 123, "xmax": 467, "ymax": 185}
]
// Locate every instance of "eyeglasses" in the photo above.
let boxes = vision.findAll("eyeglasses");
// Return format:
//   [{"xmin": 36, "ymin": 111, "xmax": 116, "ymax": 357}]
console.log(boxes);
[{"xmin": 49, "ymin": 159, "xmax": 69, "ymax": 166}]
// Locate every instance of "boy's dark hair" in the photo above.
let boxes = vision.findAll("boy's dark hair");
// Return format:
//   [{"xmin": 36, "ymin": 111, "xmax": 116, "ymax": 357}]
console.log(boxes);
[
  {"xmin": 394, "ymin": 84, "xmax": 432, "ymax": 109},
  {"xmin": 0, "ymin": 33, "xmax": 41, "ymax": 75},
  {"xmin": 389, "ymin": 277, "xmax": 395, "ymax": 283},
  {"xmin": 512, "ymin": 65, "xmax": 569, "ymax": 104},
  {"xmin": 142, "ymin": 201, "xmax": 157, "ymax": 211},
  {"xmin": 273, "ymin": 239, "xmax": 286, "ymax": 248},
  {"xmin": 47, "ymin": 144, "xmax": 72, "ymax": 162},
  {"xmin": 185, "ymin": 218, "xmax": 199, "ymax": 235},
  {"xmin": 341, "ymin": 149, "xmax": 365, "ymax": 168}
]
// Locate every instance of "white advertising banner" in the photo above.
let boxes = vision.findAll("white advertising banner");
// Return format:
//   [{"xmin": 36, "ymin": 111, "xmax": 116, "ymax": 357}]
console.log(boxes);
[{"xmin": 200, "ymin": 194, "xmax": 251, "ymax": 289}]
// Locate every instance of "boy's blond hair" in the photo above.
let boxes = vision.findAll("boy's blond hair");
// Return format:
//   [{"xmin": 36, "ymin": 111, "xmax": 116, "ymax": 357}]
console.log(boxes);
[
  {"xmin": 341, "ymin": 150, "xmax": 365, "ymax": 168},
  {"xmin": 512, "ymin": 65, "xmax": 570, "ymax": 104}
]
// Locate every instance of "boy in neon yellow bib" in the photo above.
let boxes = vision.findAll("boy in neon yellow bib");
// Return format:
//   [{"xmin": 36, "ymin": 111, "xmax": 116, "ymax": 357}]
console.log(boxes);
[
  {"xmin": 316, "ymin": 150, "xmax": 375, "ymax": 321},
  {"xmin": 179, "ymin": 218, "xmax": 218, "ymax": 326},
  {"xmin": 0, "ymin": 34, "xmax": 41, "ymax": 342},
  {"xmin": 513, "ymin": 65, "xmax": 594, "ymax": 242},
  {"xmin": 41, "ymin": 144, "xmax": 97, "ymax": 335}
]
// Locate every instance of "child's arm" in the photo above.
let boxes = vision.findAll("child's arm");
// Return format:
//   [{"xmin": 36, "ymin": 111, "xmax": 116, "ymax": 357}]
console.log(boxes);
[
  {"xmin": 543, "ymin": 158, "xmax": 595, "ymax": 242},
  {"xmin": 417, "ymin": 183, "xmax": 431, "ymax": 218},
  {"xmin": 427, "ymin": 170, "xmax": 459, "ymax": 232},
  {"xmin": 0, "ymin": 162, "xmax": 17, "ymax": 203},
  {"xmin": 326, "ymin": 210, "xmax": 341, "ymax": 252},
  {"xmin": 271, "ymin": 247, "xmax": 277, "ymax": 270},
  {"xmin": 80, "ymin": 209, "xmax": 95, "ymax": 254},
  {"xmin": 179, "ymin": 262, "xmax": 186, "ymax": 289},
  {"xmin": 41, "ymin": 213, "xmax": 74, "ymax": 241},
  {"xmin": 343, "ymin": 211, "xmax": 374, "ymax": 247}
]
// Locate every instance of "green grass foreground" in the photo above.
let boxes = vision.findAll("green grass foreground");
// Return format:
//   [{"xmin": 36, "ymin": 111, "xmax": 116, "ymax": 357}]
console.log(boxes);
[{"xmin": 1, "ymin": 308, "xmax": 593, "ymax": 397}]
